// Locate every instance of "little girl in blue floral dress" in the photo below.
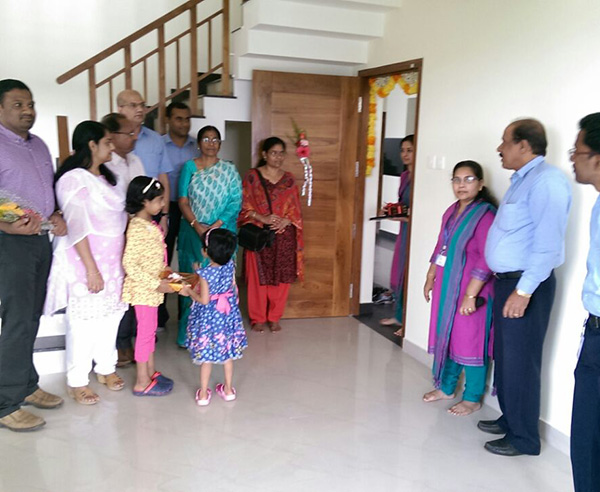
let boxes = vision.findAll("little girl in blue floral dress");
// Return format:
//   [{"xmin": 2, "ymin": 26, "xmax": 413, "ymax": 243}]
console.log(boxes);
[{"xmin": 180, "ymin": 228, "xmax": 247, "ymax": 406}]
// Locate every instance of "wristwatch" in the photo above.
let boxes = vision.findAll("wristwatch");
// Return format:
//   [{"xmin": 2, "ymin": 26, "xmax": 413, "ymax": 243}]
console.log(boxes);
[{"xmin": 515, "ymin": 289, "xmax": 532, "ymax": 299}]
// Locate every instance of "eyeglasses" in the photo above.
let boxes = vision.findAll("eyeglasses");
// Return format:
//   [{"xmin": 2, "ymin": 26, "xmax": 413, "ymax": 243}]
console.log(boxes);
[
  {"xmin": 569, "ymin": 148, "xmax": 598, "ymax": 158},
  {"xmin": 268, "ymin": 151, "xmax": 287, "ymax": 157},
  {"xmin": 451, "ymin": 176, "xmax": 479, "ymax": 184},
  {"xmin": 119, "ymin": 102, "xmax": 146, "ymax": 110},
  {"xmin": 201, "ymin": 137, "xmax": 221, "ymax": 144},
  {"xmin": 114, "ymin": 131, "xmax": 136, "ymax": 137}
]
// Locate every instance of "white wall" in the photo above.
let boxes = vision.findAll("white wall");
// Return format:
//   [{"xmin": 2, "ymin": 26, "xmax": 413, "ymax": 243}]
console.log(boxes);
[{"xmin": 365, "ymin": 0, "xmax": 600, "ymax": 439}]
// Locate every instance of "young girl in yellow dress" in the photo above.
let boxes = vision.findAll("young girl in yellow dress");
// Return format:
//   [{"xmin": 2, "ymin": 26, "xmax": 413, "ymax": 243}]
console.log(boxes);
[{"xmin": 122, "ymin": 176, "xmax": 175, "ymax": 396}]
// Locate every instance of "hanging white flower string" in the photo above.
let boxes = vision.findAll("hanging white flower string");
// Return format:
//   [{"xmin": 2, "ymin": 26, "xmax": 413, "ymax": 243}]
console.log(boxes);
[
  {"xmin": 294, "ymin": 129, "xmax": 313, "ymax": 207},
  {"xmin": 299, "ymin": 157, "xmax": 313, "ymax": 206}
]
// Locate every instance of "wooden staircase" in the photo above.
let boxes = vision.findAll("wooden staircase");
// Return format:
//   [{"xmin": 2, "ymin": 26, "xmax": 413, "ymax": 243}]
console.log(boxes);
[{"xmin": 56, "ymin": 0, "xmax": 232, "ymax": 155}]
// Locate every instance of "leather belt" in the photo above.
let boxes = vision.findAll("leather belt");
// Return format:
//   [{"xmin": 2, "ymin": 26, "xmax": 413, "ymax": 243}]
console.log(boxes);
[
  {"xmin": 493, "ymin": 271, "xmax": 523, "ymax": 280},
  {"xmin": 586, "ymin": 314, "xmax": 600, "ymax": 333}
]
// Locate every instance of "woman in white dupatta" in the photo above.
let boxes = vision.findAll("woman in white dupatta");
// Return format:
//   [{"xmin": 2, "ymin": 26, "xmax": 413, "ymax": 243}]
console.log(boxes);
[{"xmin": 45, "ymin": 121, "xmax": 128, "ymax": 405}]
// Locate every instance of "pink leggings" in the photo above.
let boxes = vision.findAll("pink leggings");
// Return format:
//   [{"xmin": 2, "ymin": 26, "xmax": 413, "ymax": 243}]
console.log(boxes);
[{"xmin": 134, "ymin": 305, "xmax": 157, "ymax": 363}]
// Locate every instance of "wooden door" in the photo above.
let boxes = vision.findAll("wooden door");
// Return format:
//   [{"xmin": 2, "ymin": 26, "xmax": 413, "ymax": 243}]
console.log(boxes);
[{"xmin": 252, "ymin": 70, "xmax": 360, "ymax": 318}]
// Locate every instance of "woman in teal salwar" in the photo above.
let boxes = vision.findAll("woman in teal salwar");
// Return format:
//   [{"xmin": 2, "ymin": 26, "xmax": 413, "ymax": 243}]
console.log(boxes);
[{"xmin": 177, "ymin": 126, "xmax": 242, "ymax": 347}]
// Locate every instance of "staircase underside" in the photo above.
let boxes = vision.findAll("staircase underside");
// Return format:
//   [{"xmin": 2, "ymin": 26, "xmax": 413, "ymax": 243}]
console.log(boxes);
[{"xmin": 233, "ymin": 0, "xmax": 400, "ymax": 79}]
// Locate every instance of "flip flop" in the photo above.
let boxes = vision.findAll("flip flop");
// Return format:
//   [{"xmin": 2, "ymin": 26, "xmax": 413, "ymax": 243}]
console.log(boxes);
[
  {"xmin": 215, "ymin": 383, "xmax": 236, "ymax": 402},
  {"xmin": 132, "ymin": 379, "xmax": 172, "ymax": 397},
  {"xmin": 151, "ymin": 371, "xmax": 174, "ymax": 387}
]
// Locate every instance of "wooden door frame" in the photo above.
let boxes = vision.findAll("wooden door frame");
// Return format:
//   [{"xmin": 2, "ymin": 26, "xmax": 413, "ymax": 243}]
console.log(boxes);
[{"xmin": 350, "ymin": 59, "xmax": 424, "ymax": 320}]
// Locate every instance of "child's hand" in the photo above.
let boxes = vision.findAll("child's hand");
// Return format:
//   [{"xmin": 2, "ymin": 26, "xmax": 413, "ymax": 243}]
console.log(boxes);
[
  {"xmin": 157, "ymin": 278, "xmax": 175, "ymax": 294},
  {"xmin": 179, "ymin": 284, "xmax": 192, "ymax": 297}
]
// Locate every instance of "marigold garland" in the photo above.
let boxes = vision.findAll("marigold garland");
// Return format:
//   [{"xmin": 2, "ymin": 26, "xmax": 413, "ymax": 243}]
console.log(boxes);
[{"xmin": 366, "ymin": 73, "xmax": 418, "ymax": 176}]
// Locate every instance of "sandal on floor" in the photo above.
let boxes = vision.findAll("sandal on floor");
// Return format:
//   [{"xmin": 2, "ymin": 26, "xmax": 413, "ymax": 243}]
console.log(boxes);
[
  {"xmin": 67, "ymin": 386, "xmax": 100, "ymax": 405},
  {"xmin": 195, "ymin": 388, "xmax": 212, "ymax": 406},
  {"xmin": 96, "ymin": 372, "xmax": 125, "ymax": 391},
  {"xmin": 215, "ymin": 383, "xmax": 236, "ymax": 402},
  {"xmin": 132, "ymin": 379, "xmax": 172, "ymax": 397},
  {"xmin": 151, "ymin": 371, "xmax": 174, "ymax": 387},
  {"xmin": 269, "ymin": 322, "xmax": 282, "ymax": 333},
  {"xmin": 251, "ymin": 323, "xmax": 266, "ymax": 333},
  {"xmin": 379, "ymin": 318, "xmax": 402, "ymax": 327}
]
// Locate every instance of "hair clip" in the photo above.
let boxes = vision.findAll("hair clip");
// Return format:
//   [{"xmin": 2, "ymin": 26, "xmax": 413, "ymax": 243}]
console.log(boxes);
[
  {"xmin": 142, "ymin": 178, "xmax": 157, "ymax": 194},
  {"xmin": 205, "ymin": 227, "xmax": 214, "ymax": 246}
]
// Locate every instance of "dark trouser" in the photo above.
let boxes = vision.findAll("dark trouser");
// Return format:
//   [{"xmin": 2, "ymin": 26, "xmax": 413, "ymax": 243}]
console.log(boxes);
[
  {"xmin": 571, "ymin": 317, "xmax": 600, "ymax": 492},
  {"xmin": 165, "ymin": 201, "xmax": 182, "ymax": 266},
  {"xmin": 116, "ymin": 305, "xmax": 137, "ymax": 350},
  {"xmin": 493, "ymin": 272, "xmax": 555, "ymax": 455},
  {"xmin": 158, "ymin": 201, "xmax": 182, "ymax": 327},
  {"xmin": 0, "ymin": 234, "xmax": 52, "ymax": 418}
]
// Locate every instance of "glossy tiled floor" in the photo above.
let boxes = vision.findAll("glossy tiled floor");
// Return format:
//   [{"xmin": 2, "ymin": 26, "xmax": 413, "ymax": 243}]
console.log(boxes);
[{"xmin": 0, "ymin": 317, "xmax": 573, "ymax": 492}]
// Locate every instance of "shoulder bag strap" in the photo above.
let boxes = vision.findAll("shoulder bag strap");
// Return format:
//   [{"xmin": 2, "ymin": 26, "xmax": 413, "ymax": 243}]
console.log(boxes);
[{"xmin": 255, "ymin": 168, "xmax": 273, "ymax": 214}]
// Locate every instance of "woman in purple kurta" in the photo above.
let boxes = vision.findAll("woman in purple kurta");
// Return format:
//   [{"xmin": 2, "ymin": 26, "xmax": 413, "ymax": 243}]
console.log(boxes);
[
  {"xmin": 422, "ymin": 161, "xmax": 497, "ymax": 416},
  {"xmin": 380, "ymin": 135, "xmax": 414, "ymax": 334}
]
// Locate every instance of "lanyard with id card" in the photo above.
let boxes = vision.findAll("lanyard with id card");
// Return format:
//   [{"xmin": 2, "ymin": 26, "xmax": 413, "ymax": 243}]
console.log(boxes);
[
  {"xmin": 435, "ymin": 202, "xmax": 475, "ymax": 269},
  {"xmin": 435, "ymin": 246, "xmax": 447, "ymax": 267}
]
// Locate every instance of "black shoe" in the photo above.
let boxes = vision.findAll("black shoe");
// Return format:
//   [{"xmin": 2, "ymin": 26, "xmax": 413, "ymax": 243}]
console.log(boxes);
[
  {"xmin": 484, "ymin": 437, "xmax": 524, "ymax": 456},
  {"xmin": 477, "ymin": 419, "xmax": 506, "ymax": 435}
]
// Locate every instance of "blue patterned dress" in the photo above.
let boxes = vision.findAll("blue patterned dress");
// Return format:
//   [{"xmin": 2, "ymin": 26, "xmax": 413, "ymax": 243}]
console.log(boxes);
[{"xmin": 186, "ymin": 261, "xmax": 247, "ymax": 364}]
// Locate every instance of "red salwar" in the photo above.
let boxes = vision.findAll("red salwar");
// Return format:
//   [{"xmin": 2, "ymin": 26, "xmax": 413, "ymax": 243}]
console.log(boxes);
[{"xmin": 245, "ymin": 251, "xmax": 291, "ymax": 324}]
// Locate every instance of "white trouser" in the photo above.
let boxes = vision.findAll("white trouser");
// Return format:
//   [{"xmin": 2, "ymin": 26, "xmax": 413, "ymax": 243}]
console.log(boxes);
[{"xmin": 66, "ymin": 311, "xmax": 124, "ymax": 387}]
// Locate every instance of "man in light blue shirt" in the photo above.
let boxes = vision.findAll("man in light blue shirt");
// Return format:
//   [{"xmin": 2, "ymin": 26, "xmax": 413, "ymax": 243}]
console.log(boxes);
[
  {"xmin": 570, "ymin": 112, "xmax": 600, "ymax": 492},
  {"xmin": 158, "ymin": 102, "xmax": 199, "ymax": 328},
  {"xmin": 480, "ymin": 119, "xmax": 571, "ymax": 456},
  {"xmin": 118, "ymin": 90, "xmax": 172, "ymax": 233},
  {"xmin": 163, "ymin": 102, "xmax": 199, "ymax": 265}
]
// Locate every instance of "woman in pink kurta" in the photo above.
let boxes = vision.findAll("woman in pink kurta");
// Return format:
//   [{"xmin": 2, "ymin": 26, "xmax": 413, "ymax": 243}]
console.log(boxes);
[
  {"xmin": 422, "ymin": 161, "xmax": 497, "ymax": 416},
  {"xmin": 45, "ymin": 121, "xmax": 127, "ymax": 405}
]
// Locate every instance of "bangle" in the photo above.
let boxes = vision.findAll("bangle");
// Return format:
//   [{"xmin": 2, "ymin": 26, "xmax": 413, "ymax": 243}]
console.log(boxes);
[
  {"xmin": 190, "ymin": 219, "xmax": 197, "ymax": 227},
  {"xmin": 86, "ymin": 271, "xmax": 101, "ymax": 277},
  {"xmin": 515, "ymin": 289, "xmax": 532, "ymax": 298},
  {"xmin": 465, "ymin": 295, "xmax": 477, "ymax": 299}
]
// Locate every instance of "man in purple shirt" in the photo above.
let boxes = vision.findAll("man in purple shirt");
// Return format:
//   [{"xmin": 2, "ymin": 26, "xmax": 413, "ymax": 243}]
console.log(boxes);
[{"xmin": 0, "ymin": 79, "xmax": 67, "ymax": 432}]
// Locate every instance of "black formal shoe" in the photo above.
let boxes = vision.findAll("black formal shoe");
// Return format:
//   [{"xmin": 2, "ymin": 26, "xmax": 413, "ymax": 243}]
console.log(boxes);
[
  {"xmin": 484, "ymin": 437, "xmax": 524, "ymax": 456},
  {"xmin": 477, "ymin": 419, "xmax": 506, "ymax": 435}
]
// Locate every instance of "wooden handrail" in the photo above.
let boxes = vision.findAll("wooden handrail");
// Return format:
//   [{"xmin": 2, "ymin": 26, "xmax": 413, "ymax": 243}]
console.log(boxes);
[
  {"xmin": 56, "ymin": 0, "xmax": 203, "ymax": 84},
  {"xmin": 56, "ymin": 0, "xmax": 231, "ymax": 132}
]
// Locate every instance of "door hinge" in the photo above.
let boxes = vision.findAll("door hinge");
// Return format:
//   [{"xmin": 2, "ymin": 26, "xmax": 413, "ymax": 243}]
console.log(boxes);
[
  {"xmin": 358, "ymin": 97, "xmax": 363, "ymax": 113},
  {"xmin": 355, "ymin": 161, "xmax": 360, "ymax": 178},
  {"xmin": 349, "ymin": 283, "xmax": 354, "ymax": 299},
  {"xmin": 352, "ymin": 223, "xmax": 356, "ymax": 239}
]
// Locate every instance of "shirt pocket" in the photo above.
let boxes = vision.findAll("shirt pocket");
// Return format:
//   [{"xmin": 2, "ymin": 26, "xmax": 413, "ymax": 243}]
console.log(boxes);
[{"xmin": 495, "ymin": 203, "xmax": 531, "ymax": 232}]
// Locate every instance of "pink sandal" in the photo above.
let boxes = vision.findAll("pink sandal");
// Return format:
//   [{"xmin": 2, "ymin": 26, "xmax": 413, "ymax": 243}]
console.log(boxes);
[
  {"xmin": 215, "ymin": 383, "xmax": 236, "ymax": 402},
  {"xmin": 195, "ymin": 388, "xmax": 211, "ymax": 406}
]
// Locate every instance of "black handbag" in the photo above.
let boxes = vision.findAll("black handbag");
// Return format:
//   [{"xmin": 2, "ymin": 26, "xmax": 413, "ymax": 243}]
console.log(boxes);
[{"xmin": 238, "ymin": 169, "xmax": 276, "ymax": 251}]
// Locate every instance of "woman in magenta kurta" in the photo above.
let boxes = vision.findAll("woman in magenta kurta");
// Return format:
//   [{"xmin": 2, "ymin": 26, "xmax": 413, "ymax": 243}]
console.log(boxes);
[{"xmin": 422, "ymin": 161, "xmax": 497, "ymax": 416}]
